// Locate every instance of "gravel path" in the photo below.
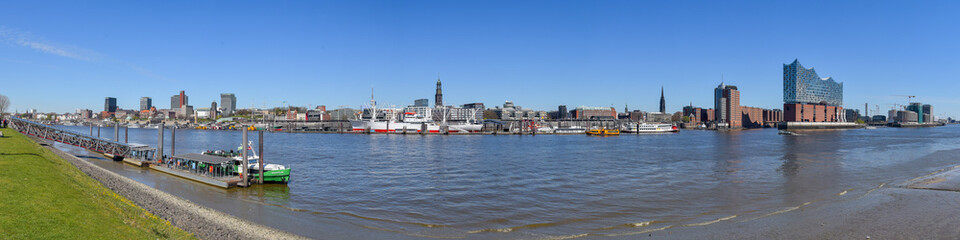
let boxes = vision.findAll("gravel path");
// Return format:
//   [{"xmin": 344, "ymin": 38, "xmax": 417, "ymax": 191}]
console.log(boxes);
[{"xmin": 35, "ymin": 137, "xmax": 308, "ymax": 240}]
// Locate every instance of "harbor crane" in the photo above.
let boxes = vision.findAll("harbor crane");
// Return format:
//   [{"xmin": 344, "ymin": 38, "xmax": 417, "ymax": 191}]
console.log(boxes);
[{"xmin": 892, "ymin": 95, "xmax": 916, "ymax": 103}]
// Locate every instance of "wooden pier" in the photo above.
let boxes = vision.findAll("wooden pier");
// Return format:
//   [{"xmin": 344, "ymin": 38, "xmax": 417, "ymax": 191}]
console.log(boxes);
[{"xmin": 149, "ymin": 164, "xmax": 240, "ymax": 188}]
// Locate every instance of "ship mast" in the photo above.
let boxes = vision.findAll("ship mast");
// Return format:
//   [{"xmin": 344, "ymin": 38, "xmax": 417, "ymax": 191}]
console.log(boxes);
[{"xmin": 370, "ymin": 87, "xmax": 376, "ymax": 122}]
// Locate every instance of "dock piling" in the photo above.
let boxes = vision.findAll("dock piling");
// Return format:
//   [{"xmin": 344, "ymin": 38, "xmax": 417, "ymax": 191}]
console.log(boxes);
[
  {"xmin": 258, "ymin": 130, "xmax": 264, "ymax": 185},
  {"xmin": 157, "ymin": 122, "xmax": 164, "ymax": 161},
  {"xmin": 114, "ymin": 122, "xmax": 119, "ymax": 142},
  {"xmin": 171, "ymin": 125, "xmax": 176, "ymax": 156},
  {"xmin": 241, "ymin": 127, "xmax": 249, "ymax": 187},
  {"xmin": 125, "ymin": 127, "xmax": 128, "ymax": 143}
]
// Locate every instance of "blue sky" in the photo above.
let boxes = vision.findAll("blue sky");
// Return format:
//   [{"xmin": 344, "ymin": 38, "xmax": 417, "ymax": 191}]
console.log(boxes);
[{"xmin": 1, "ymin": 1, "xmax": 959, "ymax": 118}]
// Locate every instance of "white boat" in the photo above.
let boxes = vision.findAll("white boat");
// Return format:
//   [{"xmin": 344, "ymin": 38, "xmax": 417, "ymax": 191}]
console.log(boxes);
[
  {"xmin": 622, "ymin": 122, "xmax": 678, "ymax": 133},
  {"xmin": 201, "ymin": 142, "xmax": 289, "ymax": 171},
  {"xmin": 555, "ymin": 127, "xmax": 587, "ymax": 134},
  {"xmin": 127, "ymin": 123, "xmax": 141, "ymax": 128},
  {"xmin": 350, "ymin": 94, "xmax": 481, "ymax": 133}
]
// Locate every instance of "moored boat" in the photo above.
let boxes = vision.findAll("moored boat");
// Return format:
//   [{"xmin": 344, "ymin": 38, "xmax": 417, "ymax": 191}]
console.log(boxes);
[
  {"xmin": 622, "ymin": 122, "xmax": 678, "ymax": 133},
  {"xmin": 201, "ymin": 143, "xmax": 290, "ymax": 183},
  {"xmin": 586, "ymin": 128, "xmax": 620, "ymax": 136}
]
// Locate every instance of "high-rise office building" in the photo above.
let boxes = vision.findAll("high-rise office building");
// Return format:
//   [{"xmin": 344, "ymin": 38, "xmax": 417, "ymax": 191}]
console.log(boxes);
[
  {"xmin": 414, "ymin": 98, "xmax": 429, "ymax": 107},
  {"xmin": 714, "ymin": 83, "xmax": 741, "ymax": 128},
  {"xmin": 171, "ymin": 91, "xmax": 189, "ymax": 109},
  {"xmin": 171, "ymin": 95, "xmax": 179, "ymax": 109},
  {"xmin": 558, "ymin": 105, "xmax": 568, "ymax": 119},
  {"xmin": 220, "ymin": 93, "xmax": 236, "ymax": 117},
  {"xmin": 783, "ymin": 60, "xmax": 844, "ymax": 122},
  {"xmin": 140, "ymin": 97, "xmax": 152, "ymax": 111},
  {"xmin": 104, "ymin": 97, "xmax": 117, "ymax": 112}
]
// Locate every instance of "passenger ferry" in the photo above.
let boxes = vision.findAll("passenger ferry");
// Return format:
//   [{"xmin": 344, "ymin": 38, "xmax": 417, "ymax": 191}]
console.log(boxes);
[
  {"xmin": 622, "ymin": 123, "xmax": 679, "ymax": 133},
  {"xmin": 202, "ymin": 143, "xmax": 290, "ymax": 183}
]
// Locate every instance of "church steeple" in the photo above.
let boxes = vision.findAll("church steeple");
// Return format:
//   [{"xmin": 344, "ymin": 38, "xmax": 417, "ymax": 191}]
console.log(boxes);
[
  {"xmin": 435, "ymin": 74, "xmax": 443, "ymax": 107},
  {"xmin": 659, "ymin": 86, "xmax": 666, "ymax": 113}
]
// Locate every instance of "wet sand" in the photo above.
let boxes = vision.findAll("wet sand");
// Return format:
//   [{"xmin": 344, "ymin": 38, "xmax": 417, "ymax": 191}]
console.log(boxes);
[{"xmin": 643, "ymin": 167, "xmax": 960, "ymax": 240}]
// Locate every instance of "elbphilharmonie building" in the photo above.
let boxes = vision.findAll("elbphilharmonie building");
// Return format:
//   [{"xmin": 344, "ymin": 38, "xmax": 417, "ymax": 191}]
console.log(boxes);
[
  {"xmin": 783, "ymin": 59, "xmax": 843, "ymax": 106},
  {"xmin": 782, "ymin": 60, "xmax": 845, "ymax": 122}
]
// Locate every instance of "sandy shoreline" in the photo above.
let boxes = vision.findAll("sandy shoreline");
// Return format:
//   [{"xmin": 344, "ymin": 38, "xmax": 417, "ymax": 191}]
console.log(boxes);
[
  {"xmin": 33, "ymin": 136, "xmax": 308, "ymax": 240},
  {"xmin": 640, "ymin": 166, "xmax": 960, "ymax": 240}
]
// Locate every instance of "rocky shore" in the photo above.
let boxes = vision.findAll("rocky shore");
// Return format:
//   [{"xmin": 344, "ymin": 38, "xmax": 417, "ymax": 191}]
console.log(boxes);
[{"xmin": 34, "ymin": 137, "xmax": 307, "ymax": 240}]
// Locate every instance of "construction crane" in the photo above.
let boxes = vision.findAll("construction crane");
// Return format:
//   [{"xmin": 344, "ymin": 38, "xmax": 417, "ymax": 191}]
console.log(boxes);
[{"xmin": 892, "ymin": 95, "xmax": 916, "ymax": 103}]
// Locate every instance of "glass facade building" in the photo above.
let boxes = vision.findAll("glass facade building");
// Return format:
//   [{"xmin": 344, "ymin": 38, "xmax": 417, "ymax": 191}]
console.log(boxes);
[
  {"xmin": 783, "ymin": 59, "xmax": 842, "ymax": 106},
  {"xmin": 220, "ymin": 93, "xmax": 236, "ymax": 117}
]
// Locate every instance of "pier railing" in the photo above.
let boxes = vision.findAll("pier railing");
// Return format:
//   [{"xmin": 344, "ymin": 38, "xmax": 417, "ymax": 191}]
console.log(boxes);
[{"xmin": 7, "ymin": 117, "xmax": 145, "ymax": 159}]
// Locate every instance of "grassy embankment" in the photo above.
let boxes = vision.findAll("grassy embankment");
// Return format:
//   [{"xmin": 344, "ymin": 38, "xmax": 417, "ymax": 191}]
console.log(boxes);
[{"xmin": 0, "ymin": 128, "xmax": 194, "ymax": 239}]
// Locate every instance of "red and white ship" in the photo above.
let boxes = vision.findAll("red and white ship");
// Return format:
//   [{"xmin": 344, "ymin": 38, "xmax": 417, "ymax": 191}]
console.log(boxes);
[{"xmin": 349, "ymin": 93, "xmax": 482, "ymax": 133}]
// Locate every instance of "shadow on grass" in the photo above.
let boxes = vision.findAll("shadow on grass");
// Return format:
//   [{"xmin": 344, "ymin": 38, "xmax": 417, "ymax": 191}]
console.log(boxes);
[{"xmin": 0, "ymin": 153, "xmax": 43, "ymax": 157}]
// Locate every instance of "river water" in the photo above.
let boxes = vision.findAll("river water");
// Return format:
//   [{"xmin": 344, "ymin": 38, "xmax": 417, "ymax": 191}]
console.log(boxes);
[{"xmin": 53, "ymin": 125, "xmax": 960, "ymax": 239}]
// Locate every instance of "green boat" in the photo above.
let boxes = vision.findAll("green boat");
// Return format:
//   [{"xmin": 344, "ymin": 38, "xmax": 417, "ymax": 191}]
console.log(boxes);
[
  {"xmin": 203, "ymin": 142, "xmax": 291, "ymax": 183},
  {"xmin": 238, "ymin": 163, "xmax": 291, "ymax": 183}
]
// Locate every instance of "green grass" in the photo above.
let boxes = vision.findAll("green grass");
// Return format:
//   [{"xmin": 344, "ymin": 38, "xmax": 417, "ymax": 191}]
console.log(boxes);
[{"xmin": 0, "ymin": 128, "xmax": 195, "ymax": 239}]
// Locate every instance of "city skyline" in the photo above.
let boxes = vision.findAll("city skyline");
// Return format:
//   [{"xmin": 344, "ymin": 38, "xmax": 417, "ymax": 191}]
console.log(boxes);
[{"xmin": 1, "ymin": 1, "xmax": 959, "ymax": 118}]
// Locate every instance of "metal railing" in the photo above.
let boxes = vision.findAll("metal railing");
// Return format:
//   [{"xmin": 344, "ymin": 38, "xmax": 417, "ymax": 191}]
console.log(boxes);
[{"xmin": 7, "ymin": 117, "xmax": 136, "ymax": 159}]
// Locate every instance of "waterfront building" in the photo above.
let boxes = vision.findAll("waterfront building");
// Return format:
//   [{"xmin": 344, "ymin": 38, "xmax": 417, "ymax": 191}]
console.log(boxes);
[
  {"xmin": 783, "ymin": 60, "xmax": 844, "ymax": 122},
  {"xmin": 104, "ymin": 97, "xmax": 117, "ymax": 113},
  {"xmin": 221, "ymin": 93, "xmax": 236, "ymax": 117},
  {"xmin": 844, "ymin": 109, "xmax": 860, "ymax": 123},
  {"xmin": 645, "ymin": 112, "xmax": 673, "ymax": 123},
  {"xmin": 195, "ymin": 108, "xmax": 213, "ymax": 119},
  {"xmin": 572, "ymin": 106, "xmax": 617, "ymax": 119},
  {"xmin": 414, "ymin": 98, "xmax": 429, "ymax": 107},
  {"xmin": 140, "ymin": 97, "xmax": 152, "ymax": 111},
  {"xmin": 905, "ymin": 103, "xmax": 933, "ymax": 123},
  {"xmin": 434, "ymin": 107, "xmax": 483, "ymax": 122},
  {"xmin": 435, "ymin": 77, "xmax": 443, "ymax": 107},
  {"xmin": 557, "ymin": 105, "xmax": 568, "ymax": 119},
  {"xmin": 659, "ymin": 87, "xmax": 666, "ymax": 113},
  {"xmin": 762, "ymin": 109, "xmax": 783, "ymax": 125},
  {"xmin": 306, "ymin": 108, "xmax": 331, "ymax": 121},
  {"xmin": 740, "ymin": 106, "xmax": 765, "ymax": 128},
  {"xmin": 682, "ymin": 106, "xmax": 703, "ymax": 123},
  {"xmin": 460, "ymin": 103, "xmax": 485, "ymax": 120},
  {"xmin": 896, "ymin": 110, "xmax": 919, "ymax": 123},
  {"xmin": 171, "ymin": 91, "xmax": 189, "ymax": 110},
  {"xmin": 77, "ymin": 109, "xmax": 92, "ymax": 119},
  {"xmin": 492, "ymin": 101, "xmax": 548, "ymax": 120},
  {"xmin": 461, "ymin": 102, "xmax": 484, "ymax": 110},
  {"xmin": 177, "ymin": 105, "xmax": 194, "ymax": 118},
  {"xmin": 714, "ymin": 83, "xmax": 741, "ymax": 128}
]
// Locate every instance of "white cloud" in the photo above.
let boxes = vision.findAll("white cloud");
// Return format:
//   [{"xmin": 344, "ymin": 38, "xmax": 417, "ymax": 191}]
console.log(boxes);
[
  {"xmin": 0, "ymin": 26, "xmax": 175, "ymax": 82},
  {"xmin": 0, "ymin": 26, "xmax": 93, "ymax": 61}
]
